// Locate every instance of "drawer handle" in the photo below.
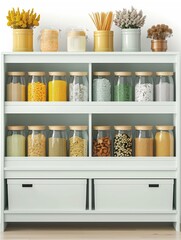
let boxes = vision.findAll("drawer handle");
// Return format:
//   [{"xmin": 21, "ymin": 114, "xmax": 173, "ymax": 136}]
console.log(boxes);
[
  {"xmin": 149, "ymin": 184, "xmax": 159, "ymax": 188},
  {"xmin": 22, "ymin": 184, "xmax": 33, "ymax": 188}
]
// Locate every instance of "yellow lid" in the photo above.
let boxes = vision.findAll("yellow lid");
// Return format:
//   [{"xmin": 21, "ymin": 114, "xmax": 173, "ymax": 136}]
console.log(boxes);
[
  {"xmin": 49, "ymin": 72, "xmax": 66, "ymax": 76},
  {"xmin": 28, "ymin": 126, "xmax": 46, "ymax": 130},
  {"xmin": 7, "ymin": 126, "xmax": 25, "ymax": 130},
  {"xmin": 156, "ymin": 72, "xmax": 174, "ymax": 76},
  {"xmin": 135, "ymin": 126, "xmax": 153, "ymax": 130},
  {"xmin": 28, "ymin": 72, "xmax": 46, "ymax": 76},
  {"xmin": 114, "ymin": 126, "xmax": 132, "ymax": 130},
  {"xmin": 69, "ymin": 72, "xmax": 87, "ymax": 76},
  {"xmin": 93, "ymin": 72, "xmax": 111, "ymax": 76},
  {"xmin": 114, "ymin": 72, "xmax": 132, "ymax": 76},
  {"xmin": 135, "ymin": 72, "xmax": 153, "ymax": 76},
  {"xmin": 69, "ymin": 126, "xmax": 88, "ymax": 130},
  {"xmin": 48, "ymin": 126, "xmax": 66, "ymax": 130},
  {"xmin": 68, "ymin": 30, "xmax": 86, "ymax": 37},
  {"xmin": 93, "ymin": 126, "xmax": 111, "ymax": 130},
  {"xmin": 156, "ymin": 126, "xmax": 174, "ymax": 130},
  {"xmin": 7, "ymin": 72, "xmax": 25, "ymax": 76}
]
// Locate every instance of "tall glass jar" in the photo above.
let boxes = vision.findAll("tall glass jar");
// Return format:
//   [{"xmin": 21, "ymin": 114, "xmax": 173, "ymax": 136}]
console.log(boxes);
[
  {"xmin": 69, "ymin": 126, "xmax": 88, "ymax": 157},
  {"xmin": 69, "ymin": 72, "xmax": 88, "ymax": 101},
  {"xmin": 155, "ymin": 72, "xmax": 174, "ymax": 101},
  {"xmin": 7, "ymin": 72, "xmax": 26, "ymax": 101},
  {"xmin": 27, "ymin": 126, "xmax": 46, "ymax": 156},
  {"xmin": 93, "ymin": 126, "xmax": 111, "ymax": 157},
  {"xmin": 93, "ymin": 72, "xmax": 111, "ymax": 101},
  {"xmin": 155, "ymin": 126, "xmax": 174, "ymax": 156},
  {"xmin": 135, "ymin": 126, "xmax": 153, "ymax": 156},
  {"xmin": 48, "ymin": 72, "xmax": 67, "ymax": 101},
  {"xmin": 135, "ymin": 72, "xmax": 153, "ymax": 102},
  {"xmin": 113, "ymin": 126, "xmax": 132, "ymax": 157},
  {"xmin": 7, "ymin": 126, "xmax": 26, "ymax": 156},
  {"xmin": 28, "ymin": 72, "xmax": 46, "ymax": 101},
  {"xmin": 48, "ymin": 126, "xmax": 67, "ymax": 156},
  {"xmin": 67, "ymin": 29, "xmax": 86, "ymax": 52},
  {"xmin": 114, "ymin": 72, "xmax": 133, "ymax": 101},
  {"xmin": 40, "ymin": 29, "xmax": 59, "ymax": 52}
]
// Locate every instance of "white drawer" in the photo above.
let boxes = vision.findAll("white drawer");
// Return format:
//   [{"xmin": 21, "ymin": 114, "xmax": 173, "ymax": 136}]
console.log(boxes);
[
  {"xmin": 94, "ymin": 179, "xmax": 173, "ymax": 211},
  {"xmin": 8, "ymin": 179, "xmax": 87, "ymax": 211}
]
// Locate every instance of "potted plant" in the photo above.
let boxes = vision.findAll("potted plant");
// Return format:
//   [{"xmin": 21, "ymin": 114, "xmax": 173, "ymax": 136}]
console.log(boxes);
[
  {"xmin": 7, "ymin": 8, "xmax": 40, "ymax": 51},
  {"xmin": 147, "ymin": 24, "xmax": 173, "ymax": 52},
  {"xmin": 114, "ymin": 6, "xmax": 146, "ymax": 52}
]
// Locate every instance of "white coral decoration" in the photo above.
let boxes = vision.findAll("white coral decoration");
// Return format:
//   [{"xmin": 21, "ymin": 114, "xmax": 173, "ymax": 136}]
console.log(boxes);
[{"xmin": 114, "ymin": 6, "xmax": 146, "ymax": 29}]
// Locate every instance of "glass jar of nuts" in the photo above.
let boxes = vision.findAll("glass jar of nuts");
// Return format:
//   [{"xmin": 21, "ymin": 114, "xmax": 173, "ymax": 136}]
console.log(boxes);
[
  {"xmin": 93, "ymin": 126, "xmax": 111, "ymax": 157},
  {"xmin": 69, "ymin": 126, "xmax": 88, "ymax": 157},
  {"xmin": 113, "ymin": 126, "xmax": 132, "ymax": 157},
  {"xmin": 27, "ymin": 126, "xmax": 46, "ymax": 156}
]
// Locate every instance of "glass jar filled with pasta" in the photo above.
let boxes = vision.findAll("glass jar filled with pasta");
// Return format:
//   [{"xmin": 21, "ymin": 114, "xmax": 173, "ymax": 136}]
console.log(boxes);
[{"xmin": 28, "ymin": 72, "xmax": 46, "ymax": 101}]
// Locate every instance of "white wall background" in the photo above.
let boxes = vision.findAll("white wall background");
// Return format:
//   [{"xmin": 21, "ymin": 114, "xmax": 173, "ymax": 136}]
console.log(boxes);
[{"xmin": 0, "ymin": 0, "xmax": 181, "ymax": 52}]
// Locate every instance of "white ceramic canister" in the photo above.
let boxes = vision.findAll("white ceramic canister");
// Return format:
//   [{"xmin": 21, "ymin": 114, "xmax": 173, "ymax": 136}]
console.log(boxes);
[{"xmin": 67, "ymin": 30, "xmax": 86, "ymax": 52}]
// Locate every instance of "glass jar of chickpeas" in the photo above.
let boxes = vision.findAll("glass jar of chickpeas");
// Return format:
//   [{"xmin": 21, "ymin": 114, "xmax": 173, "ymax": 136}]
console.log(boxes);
[
  {"xmin": 28, "ymin": 72, "xmax": 47, "ymax": 101},
  {"xmin": 27, "ymin": 126, "xmax": 46, "ymax": 156}
]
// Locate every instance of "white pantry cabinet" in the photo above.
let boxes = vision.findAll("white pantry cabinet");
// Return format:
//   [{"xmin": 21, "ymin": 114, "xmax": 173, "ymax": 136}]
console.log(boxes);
[{"xmin": 0, "ymin": 52, "xmax": 180, "ymax": 231}]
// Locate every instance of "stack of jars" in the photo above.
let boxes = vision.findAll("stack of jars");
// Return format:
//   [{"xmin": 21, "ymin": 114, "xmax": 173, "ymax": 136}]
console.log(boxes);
[
  {"xmin": 92, "ymin": 125, "xmax": 175, "ymax": 157},
  {"xmin": 7, "ymin": 125, "xmax": 88, "ymax": 157},
  {"xmin": 6, "ymin": 71, "xmax": 89, "ymax": 102}
]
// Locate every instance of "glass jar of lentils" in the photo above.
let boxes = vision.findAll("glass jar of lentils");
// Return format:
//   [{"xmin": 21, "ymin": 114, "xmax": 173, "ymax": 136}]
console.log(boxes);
[
  {"xmin": 69, "ymin": 72, "xmax": 88, "ymax": 101},
  {"xmin": 135, "ymin": 72, "xmax": 153, "ymax": 102},
  {"xmin": 93, "ymin": 72, "xmax": 111, "ymax": 101},
  {"xmin": 113, "ymin": 126, "xmax": 132, "ymax": 157},
  {"xmin": 93, "ymin": 126, "xmax": 111, "ymax": 157}
]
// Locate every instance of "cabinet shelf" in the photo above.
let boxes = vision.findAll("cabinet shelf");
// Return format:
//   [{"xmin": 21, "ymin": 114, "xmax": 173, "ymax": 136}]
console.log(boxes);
[{"xmin": 5, "ymin": 102, "xmax": 176, "ymax": 114}]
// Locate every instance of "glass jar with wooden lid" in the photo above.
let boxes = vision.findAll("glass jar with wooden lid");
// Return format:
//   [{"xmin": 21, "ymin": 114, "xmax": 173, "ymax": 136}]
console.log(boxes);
[
  {"xmin": 28, "ymin": 72, "xmax": 46, "ymax": 101},
  {"xmin": 93, "ymin": 126, "xmax": 112, "ymax": 157},
  {"xmin": 135, "ymin": 126, "xmax": 153, "ymax": 156},
  {"xmin": 40, "ymin": 29, "xmax": 59, "ymax": 52},
  {"xmin": 7, "ymin": 72, "xmax": 26, "ymax": 101},
  {"xmin": 93, "ymin": 72, "xmax": 111, "ymax": 101},
  {"xmin": 155, "ymin": 126, "xmax": 174, "ymax": 156},
  {"xmin": 7, "ymin": 126, "xmax": 26, "ymax": 156},
  {"xmin": 67, "ymin": 29, "xmax": 86, "ymax": 52},
  {"xmin": 27, "ymin": 126, "xmax": 46, "ymax": 156},
  {"xmin": 48, "ymin": 126, "xmax": 67, "ymax": 156},
  {"xmin": 113, "ymin": 126, "xmax": 132, "ymax": 157},
  {"xmin": 69, "ymin": 126, "xmax": 88, "ymax": 157}
]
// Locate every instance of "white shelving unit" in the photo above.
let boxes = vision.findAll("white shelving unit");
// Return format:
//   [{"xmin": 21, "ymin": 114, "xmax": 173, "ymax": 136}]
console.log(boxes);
[{"xmin": 0, "ymin": 52, "xmax": 180, "ymax": 231}]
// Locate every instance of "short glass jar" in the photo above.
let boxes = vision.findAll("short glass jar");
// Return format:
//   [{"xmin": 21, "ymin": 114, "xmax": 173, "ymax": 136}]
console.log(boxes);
[
  {"xmin": 48, "ymin": 72, "xmax": 67, "ymax": 101},
  {"xmin": 69, "ymin": 72, "xmax": 88, "ymax": 101},
  {"xmin": 28, "ymin": 72, "xmax": 47, "ymax": 101},
  {"xmin": 135, "ymin": 72, "xmax": 153, "ymax": 102},
  {"xmin": 93, "ymin": 126, "xmax": 111, "ymax": 157},
  {"xmin": 135, "ymin": 126, "xmax": 153, "ymax": 156},
  {"xmin": 67, "ymin": 29, "xmax": 86, "ymax": 52},
  {"xmin": 69, "ymin": 126, "xmax": 88, "ymax": 157},
  {"xmin": 7, "ymin": 126, "xmax": 26, "ymax": 156},
  {"xmin": 113, "ymin": 126, "xmax": 132, "ymax": 157},
  {"xmin": 155, "ymin": 72, "xmax": 174, "ymax": 101},
  {"xmin": 48, "ymin": 126, "xmax": 67, "ymax": 156},
  {"xmin": 114, "ymin": 72, "xmax": 133, "ymax": 101},
  {"xmin": 27, "ymin": 126, "xmax": 46, "ymax": 157},
  {"xmin": 7, "ymin": 72, "xmax": 26, "ymax": 101},
  {"xmin": 93, "ymin": 72, "xmax": 111, "ymax": 101},
  {"xmin": 155, "ymin": 126, "xmax": 174, "ymax": 156},
  {"xmin": 40, "ymin": 29, "xmax": 59, "ymax": 52}
]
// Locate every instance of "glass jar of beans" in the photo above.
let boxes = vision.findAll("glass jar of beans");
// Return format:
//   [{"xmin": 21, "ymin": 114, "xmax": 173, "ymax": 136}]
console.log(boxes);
[
  {"xmin": 113, "ymin": 126, "xmax": 132, "ymax": 157},
  {"xmin": 135, "ymin": 72, "xmax": 153, "ymax": 102},
  {"xmin": 93, "ymin": 72, "xmax": 111, "ymax": 101},
  {"xmin": 28, "ymin": 72, "xmax": 47, "ymax": 101},
  {"xmin": 27, "ymin": 126, "xmax": 46, "ymax": 156},
  {"xmin": 134, "ymin": 126, "xmax": 153, "ymax": 157},
  {"xmin": 93, "ymin": 126, "xmax": 111, "ymax": 157},
  {"xmin": 69, "ymin": 126, "xmax": 88, "ymax": 157}
]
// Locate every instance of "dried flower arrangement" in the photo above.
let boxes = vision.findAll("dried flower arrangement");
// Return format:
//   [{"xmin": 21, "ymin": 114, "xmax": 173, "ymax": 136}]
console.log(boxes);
[
  {"xmin": 7, "ymin": 8, "xmax": 40, "ymax": 29},
  {"xmin": 114, "ymin": 6, "xmax": 146, "ymax": 29},
  {"xmin": 147, "ymin": 24, "xmax": 173, "ymax": 40}
]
